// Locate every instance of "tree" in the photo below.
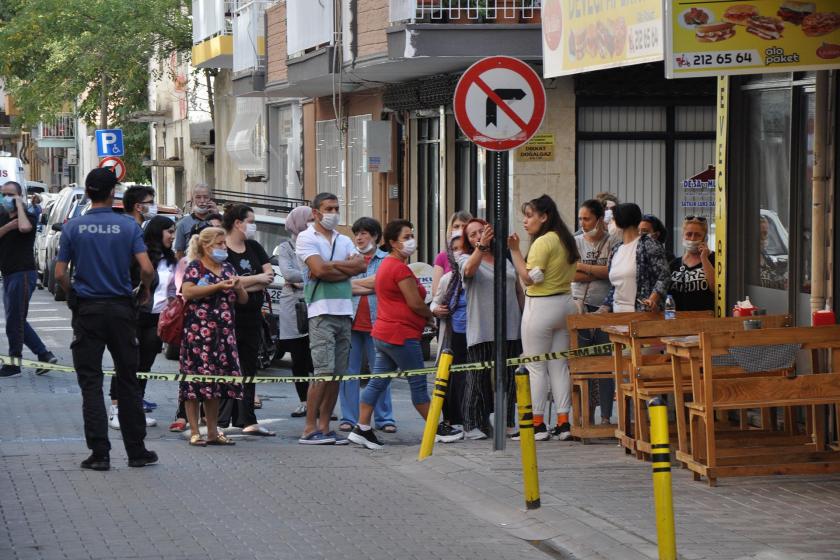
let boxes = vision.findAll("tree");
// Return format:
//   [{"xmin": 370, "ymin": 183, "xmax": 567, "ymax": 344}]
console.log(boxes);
[{"xmin": 0, "ymin": 0, "xmax": 192, "ymax": 181}]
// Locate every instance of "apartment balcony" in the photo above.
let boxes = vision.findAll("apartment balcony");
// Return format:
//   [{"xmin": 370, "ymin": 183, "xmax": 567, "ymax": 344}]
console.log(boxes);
[
  {"xmin": 273, "ymin": 0, "xmax": 340, "ymax": 96},
  {"xmin": 32, "ymin": 113, "xmax": 76, "ymax": 148},
  {"xmin": 232, "ymin": 0, "xmax": 274, "ymax": 96},
  {"xmin": 192, "ymin": 0, "xmax": 235, "ymax": 69}
]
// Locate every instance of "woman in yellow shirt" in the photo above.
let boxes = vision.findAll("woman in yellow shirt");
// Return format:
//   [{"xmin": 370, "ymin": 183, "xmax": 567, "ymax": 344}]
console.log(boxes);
[{"xmin": 508, "ymin": 195, "xmax": 580, "ymax": 441}]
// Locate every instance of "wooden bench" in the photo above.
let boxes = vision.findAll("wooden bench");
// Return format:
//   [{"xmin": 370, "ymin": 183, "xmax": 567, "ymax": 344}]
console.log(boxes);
[
  {"xmin": 686, "ymin": 326, "xmax": 840, "ymax": 485},
  {"xmin": 624, "ymin": 315, "xmax": 793, "ymax": 459},
  {"xmin": 567, "ymin": 311, "xmax": 661, "ymax": 443}
]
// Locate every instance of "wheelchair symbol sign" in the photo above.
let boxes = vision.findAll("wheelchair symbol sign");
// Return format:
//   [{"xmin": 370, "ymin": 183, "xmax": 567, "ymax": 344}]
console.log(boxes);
[{"xmin": 95, "ymin": 129, "xmax": 124, "ymax": 157}]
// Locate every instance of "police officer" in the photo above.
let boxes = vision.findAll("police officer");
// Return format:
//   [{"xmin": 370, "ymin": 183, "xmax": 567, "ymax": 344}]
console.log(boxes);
[{"xmin": 54, "ymin": 169, "xmax": 158, "ymax": 471}]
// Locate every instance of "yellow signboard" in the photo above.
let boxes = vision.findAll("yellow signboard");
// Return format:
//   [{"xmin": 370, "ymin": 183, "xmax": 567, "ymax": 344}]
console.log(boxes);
[
  {"xmin": 516, "ymin": 133, "xmax": 555, "ymax": 161},
  {"xmin": 666, "ymin": 1, "xmax": 840, "ymax": 78},
  {"xmin": 714, "ymin": 77, "xmax": 728, "ymax": 318},
  {"xmin": 542, "ymin": 0, "xmax": 664, "ymax": 78}
]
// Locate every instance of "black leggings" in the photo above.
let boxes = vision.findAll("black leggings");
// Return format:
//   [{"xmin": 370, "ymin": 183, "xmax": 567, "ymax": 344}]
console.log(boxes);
[
  {"xmin": 442, "ymin": 331, "xmax": 468, "ymax": 426},
  {"xmin": 278, "ymin": 335, "xmax": 312, "ymax": 402},
  {"xmin": 218, "ymin": 321, "xmax": 261, "ymax": 428},
  {"xmin": 109, "ymin": 312, "xmax": 161, "ymax": 401}
]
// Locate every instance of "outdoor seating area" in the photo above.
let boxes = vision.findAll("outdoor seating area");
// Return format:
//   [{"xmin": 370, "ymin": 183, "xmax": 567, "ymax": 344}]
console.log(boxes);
[{"xmin": 568, "ymin": 313, "xmax": 840, "ymax": 487}]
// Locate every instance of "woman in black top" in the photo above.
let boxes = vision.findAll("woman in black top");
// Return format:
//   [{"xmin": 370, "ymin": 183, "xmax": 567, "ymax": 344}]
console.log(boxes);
[
  {"xmin": 218, "ymin": 204, "xmax": 277, "ymax": 436},
  {"xmin": 668, "ymin": 216, "xmax": 715, "ymax": 311}
]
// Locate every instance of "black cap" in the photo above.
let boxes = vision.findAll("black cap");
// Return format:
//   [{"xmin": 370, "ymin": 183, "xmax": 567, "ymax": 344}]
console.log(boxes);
[{"xmin": 85, "ymin": 168, "xmax": 119, "ymax": 194}]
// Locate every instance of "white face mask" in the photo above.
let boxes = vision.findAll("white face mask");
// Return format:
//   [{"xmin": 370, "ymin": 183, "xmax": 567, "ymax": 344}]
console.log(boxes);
[
  {"xmin": 683, "ymin": 239, "xmax": 701, "ymax": 254},
  {"xmin": 194, "ymin": 203, "xmax": 209, "ymax": 216},
  {"xmin": 319, "ymin": 212, "xmax": 340, "ymax": 231},
  {"xmin": 583, "ymin": 220, "xmax": 601, "ymax": 239},
  {"xmin": 604, "ymin": 209, "xmax": 613, "ymax": 224},
  {"xmin": 399, "ymin": 238, "xmax": 417, "ymax": 257},
  {"xmin": 142, "ymin": 204, "xmax": 158, "ymax": 220},
  {"xmin": 244, "ymin": 223, "xmax": 257, "ymax": 239},
  {"xmin": 359, "ymin": 241, "xmax": 375, "ymax": 254}
]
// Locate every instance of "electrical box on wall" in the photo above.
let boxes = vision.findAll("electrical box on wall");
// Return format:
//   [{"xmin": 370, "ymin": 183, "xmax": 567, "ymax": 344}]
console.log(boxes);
[{"xmin": 363, "ymin": 120, "xmax": 391, "ymax": 173}]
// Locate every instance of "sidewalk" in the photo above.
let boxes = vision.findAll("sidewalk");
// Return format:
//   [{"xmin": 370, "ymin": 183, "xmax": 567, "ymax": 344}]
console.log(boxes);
[{"xmin": 388, "ymin": 437, "xmax": 840, "ymax": 560}]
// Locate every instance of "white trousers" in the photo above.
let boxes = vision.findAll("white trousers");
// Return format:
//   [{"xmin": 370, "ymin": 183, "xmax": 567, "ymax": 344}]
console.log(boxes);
[{"xmin": 521, "ymin": 293, "xmax": 575, "ymax": 416}]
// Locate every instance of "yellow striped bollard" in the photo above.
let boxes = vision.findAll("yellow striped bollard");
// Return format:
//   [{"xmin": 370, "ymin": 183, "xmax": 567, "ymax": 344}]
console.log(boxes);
[
  {"xmin": 418, "ymin": 350, "xmax": 453, "ymax": 461},
  {"xmin": 648, "ymin": 397, "xmax": 677, "ymax": 560},
  {"xmin": 514, "ymin": 366, "xmax": 540, "ymax": 509}
]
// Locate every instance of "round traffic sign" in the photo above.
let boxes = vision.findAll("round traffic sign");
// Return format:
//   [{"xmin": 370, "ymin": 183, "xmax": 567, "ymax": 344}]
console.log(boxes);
[
  {"xmin": 98, "ymin": 156, "xmax": 126, "ymax": 182},
  {"xmin": 453, "ymin": 56, "xmax": 546, "ymax": 151}
]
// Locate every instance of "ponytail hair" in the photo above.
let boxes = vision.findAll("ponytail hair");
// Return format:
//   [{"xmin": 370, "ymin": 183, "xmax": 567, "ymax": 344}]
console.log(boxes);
[{"xmin": 187, "ymin": 227, "xmax": 225, "ymax": 261}]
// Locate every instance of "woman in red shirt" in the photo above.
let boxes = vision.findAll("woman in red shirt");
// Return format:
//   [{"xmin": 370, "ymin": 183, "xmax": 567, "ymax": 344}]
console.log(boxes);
[{"xmin": 348, "ymin": 220, "xmax": 461, "ymax": 449}]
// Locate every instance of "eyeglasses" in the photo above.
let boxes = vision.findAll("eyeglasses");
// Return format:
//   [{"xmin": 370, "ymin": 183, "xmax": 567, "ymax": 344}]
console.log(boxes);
[{"xmin": 684, "ymin": 216, "xmax": 707, "ymax": 222}]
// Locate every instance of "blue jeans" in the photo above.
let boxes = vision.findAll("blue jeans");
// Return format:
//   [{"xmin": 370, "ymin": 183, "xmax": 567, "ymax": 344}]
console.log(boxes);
[
  {"xmin": 339, "ymin": 330, "xmax": 395, "ymax": 427},
  {"xmin": 3, "ymin": 271, "xmax": 47, "ymax": 359},
  {"xmin": 361, "ymin": 338, "xmax": 430, "ymax": 409}
]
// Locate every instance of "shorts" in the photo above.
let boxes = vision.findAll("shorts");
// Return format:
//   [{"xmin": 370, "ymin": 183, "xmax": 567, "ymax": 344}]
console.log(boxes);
[{"xmin": 308, "ymin": 315, "xmax": 352, "ymax": 375}]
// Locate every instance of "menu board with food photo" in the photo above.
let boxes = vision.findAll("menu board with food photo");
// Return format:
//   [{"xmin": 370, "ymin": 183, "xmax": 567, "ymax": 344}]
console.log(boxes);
[
  {"xmin": 542, "ymin": 0, "xmax": 664, "ymax": 78},
  {"xmin": 666, "ymin": 0, "xmax": 840, "ymax": 77}
]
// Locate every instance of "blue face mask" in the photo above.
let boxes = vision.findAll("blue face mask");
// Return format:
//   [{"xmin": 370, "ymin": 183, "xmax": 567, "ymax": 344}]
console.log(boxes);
[
  {"xmin": 2, "ymin": 196, "xmax": 15, "ymax": 211},
  {"xmin": 210, "ymin": 248, "xmax": 228, "ymax": 263}
]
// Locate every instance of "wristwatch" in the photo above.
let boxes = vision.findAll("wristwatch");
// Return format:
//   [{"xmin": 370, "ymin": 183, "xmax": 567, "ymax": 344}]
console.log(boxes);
[{"xmin": 478, "ymin": 244, "xmax": 490, "ymax": 252}]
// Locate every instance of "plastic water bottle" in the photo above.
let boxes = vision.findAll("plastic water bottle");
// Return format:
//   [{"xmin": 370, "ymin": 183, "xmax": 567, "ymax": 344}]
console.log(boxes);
[{"xmin": 664, "ymin": 295, "xmax": 676, "ymax": 320}]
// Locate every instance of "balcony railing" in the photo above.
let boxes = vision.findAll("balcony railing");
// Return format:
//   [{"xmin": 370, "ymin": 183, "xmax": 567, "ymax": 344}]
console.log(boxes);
[
  {"xmin": 390, "ymin": 0, "xmax": 541, "ymax": 24},
  {"xmin": 286, "ymin": 0, "xmax": 334, "ymax": 58},
  {"xmin": 35, "ymin": 113, "xmax": 76, "ymax": 140},
  {"xmin": 192, "ymin": 0, "xmax": 236, "ymax": 44},
  {"xmin": 233, "ymin": 0, "xmax": 272, "ymax": 73}
]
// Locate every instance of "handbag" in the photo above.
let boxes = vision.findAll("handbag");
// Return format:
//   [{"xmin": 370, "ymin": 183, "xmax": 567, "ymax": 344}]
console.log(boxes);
[
  {"xmin": 157, "ymin": 261, "xmax": 205, "ymax": 346},
  {"xmin": 296, "ymin": 237, "xmax": 337, "ymax": 335}
]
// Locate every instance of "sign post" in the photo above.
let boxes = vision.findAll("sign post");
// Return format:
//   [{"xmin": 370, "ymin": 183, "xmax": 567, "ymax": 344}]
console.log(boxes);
[{"xmin": 454, "ymin": 56, "xmax": 546, "ymax": 451}]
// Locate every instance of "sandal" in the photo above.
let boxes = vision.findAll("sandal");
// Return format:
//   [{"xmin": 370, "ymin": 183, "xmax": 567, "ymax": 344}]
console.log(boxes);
[
  {"xmin": 242, "ymin": 426, "xmax": 275, "ymax": 437},
  {"xmin": 189, "ymin": 434, "xmax": 207, "ymax": 447},
  {"xmin": 169, "ymin": 419, "xmax": 187, "ymax": 432},
  {"xmin": 380, "ymin": 425, "xmax": 397, "ymax": 434},
  {"xmin": 254, "ymin": 396, "xmax": 262, "ymax": 409},
  {"xmin": 338, "ymin": 422, "xmax": 353, "ymax": 432},
  {"xmin": 207, "ymin": 433, "xmax": 236, "ymax": 446}
]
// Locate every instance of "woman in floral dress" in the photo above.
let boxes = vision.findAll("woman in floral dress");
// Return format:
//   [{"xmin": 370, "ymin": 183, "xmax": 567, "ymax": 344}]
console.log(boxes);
[{"xmin": 179, "ymin": 227, "xmax": 249, "ymax": 446}]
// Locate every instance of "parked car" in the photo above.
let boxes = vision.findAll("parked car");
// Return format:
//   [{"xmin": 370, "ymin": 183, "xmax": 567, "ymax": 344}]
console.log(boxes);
[{"xmin": 39, "ymin": 185, "xmax": 86, "ymax": 297}]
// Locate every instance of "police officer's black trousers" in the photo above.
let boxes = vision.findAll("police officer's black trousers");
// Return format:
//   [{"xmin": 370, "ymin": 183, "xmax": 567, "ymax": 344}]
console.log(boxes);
[{"xmin": 71, "ymin": 299, "xmax": 147, "ymax": 458}]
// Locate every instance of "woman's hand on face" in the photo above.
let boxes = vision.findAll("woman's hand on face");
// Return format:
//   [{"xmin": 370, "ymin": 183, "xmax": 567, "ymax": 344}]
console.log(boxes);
[
  {"xmin": 698, "ymin": 242, "xmax": 711, "ymax": 261},
  {"xmin": 432, "ymin": 304, "xmax": 449, "ymax": 318},
  {"xmin": 507, "ymin": 233, "xmax": 520, "ymax": 252}
]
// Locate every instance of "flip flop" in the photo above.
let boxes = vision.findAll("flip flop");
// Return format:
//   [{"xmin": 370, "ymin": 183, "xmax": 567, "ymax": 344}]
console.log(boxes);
[
  {"xmin": 242, "ymin": 426, "xmax": 275, "ymax": 437},
  {"xmin": 380, "ymin": 425, "xmax": 397, "ymax": 434}
]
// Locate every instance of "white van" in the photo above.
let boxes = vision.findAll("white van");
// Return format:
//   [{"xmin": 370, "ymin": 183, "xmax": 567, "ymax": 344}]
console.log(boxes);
[{"xmin": 0, "ymin": 156, "xmax": 25, "ymax": 187}]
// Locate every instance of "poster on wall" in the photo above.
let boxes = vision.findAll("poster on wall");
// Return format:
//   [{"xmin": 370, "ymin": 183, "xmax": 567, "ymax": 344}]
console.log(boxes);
[
  {"xmin": 542, "ymin": 0, "xmax": 664, "ymax": 78},
  {"xmin": 665, "ymin": 0, "xmax": 840, "ymax": 78}
]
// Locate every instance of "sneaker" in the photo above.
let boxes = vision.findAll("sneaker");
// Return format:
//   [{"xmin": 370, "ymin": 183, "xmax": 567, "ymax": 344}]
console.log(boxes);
[
  {"xmin": 298, "ymin": 431, "xmax": 335, "ymax": 445},
  {"xmin": 464, "ymin": 428, "xmax": 488, "ymax": 440},
  {"xmin": 534, "ymin": 423, "xmax": 550, "ymax": 441},
  {"xmin": 325, "ymin": 431, "xmax": 349, "ymax": 446},
  {"xmin": 80, "ymin": 453, "xmax": 110, "ymax": 471},
  {"xmin": 347, "ymin": 426, "xmax": 383, "ymax": 450},
  {"xmin": 290, "ymin": 403, "xmax": 307, "ymax": 418},
  {"xmin": 108, "ymin": 405, "xmax": 120, "ymax": 430},
  {"xmin": 145, "ymin": 415, "xmax": 157, "ymax": 427},
  {"xmin": 127, "ymin": 450, "xmax": 159, "ymax": 468},
  {"xmin": 35, "ymin": 352, "xmax": 58, "ymax": 375},
  {"xmin": 435, "ymin": 422, "xmax": 464, "ymax": 443},
  {"xmin": 143, "ymin": 399, "xmax": 157, "ymax": 412},
  {"xmin": 550, "ymin": 422, "xmax": 572, "ymax": 441},
  {"xmin": 0, "ymin": 365, "xmax": 21, "ymax": 378}
]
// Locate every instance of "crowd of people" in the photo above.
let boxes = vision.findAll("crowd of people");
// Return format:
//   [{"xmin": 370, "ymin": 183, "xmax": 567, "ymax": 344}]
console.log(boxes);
[{"xmin": 0, "ymin": 172, "xmax": 717, "ymax": 466}]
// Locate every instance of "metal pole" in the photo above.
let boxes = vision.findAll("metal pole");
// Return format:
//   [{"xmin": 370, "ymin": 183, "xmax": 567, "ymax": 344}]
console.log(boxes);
[{"xmin": 493, "ymin": 150, "xmax": 509, "ymax": 451}]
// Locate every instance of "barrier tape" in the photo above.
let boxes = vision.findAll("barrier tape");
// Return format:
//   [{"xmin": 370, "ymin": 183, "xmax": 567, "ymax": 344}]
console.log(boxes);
[{"xmin": 0, "ymin": 343, "xmax": 613, "ymax": 384}]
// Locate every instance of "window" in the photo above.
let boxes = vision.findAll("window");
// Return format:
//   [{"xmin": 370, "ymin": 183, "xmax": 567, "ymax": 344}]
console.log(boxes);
[
  {"xmin": 315, "ymin": 115, "xmax": 373, "ymax": 225},
  {"xmin": 269, "ymin": 104, "xmax": 302, "ymax": 199}
]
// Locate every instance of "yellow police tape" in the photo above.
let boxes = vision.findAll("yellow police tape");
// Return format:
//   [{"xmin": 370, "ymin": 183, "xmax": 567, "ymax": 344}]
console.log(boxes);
[{"xmin": 0, "ymin": 343, "xmax": 613, "ymax": 384}]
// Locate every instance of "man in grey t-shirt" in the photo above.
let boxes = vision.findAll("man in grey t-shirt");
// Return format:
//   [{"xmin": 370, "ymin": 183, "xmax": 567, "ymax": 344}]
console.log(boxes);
[{"xmin": 173, "ymin": 183, "xmax": 218, "ymax": 259}]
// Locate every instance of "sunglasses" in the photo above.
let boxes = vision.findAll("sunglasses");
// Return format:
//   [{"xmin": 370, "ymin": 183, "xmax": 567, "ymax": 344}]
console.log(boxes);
[{"xmin": 684, "ymin": 216, "xmax": 707, "ymax": 222}]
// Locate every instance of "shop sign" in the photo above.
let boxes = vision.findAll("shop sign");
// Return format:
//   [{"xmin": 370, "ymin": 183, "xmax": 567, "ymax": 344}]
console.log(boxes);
[
  {"xmin": 665, "ymin": 0, "xmax": 840, "ymax": 78},
  {"xmin": 515, "ymin": 133, "xmax": 555, "ymax": 162},
  {"xmin": 542, "ymin": 0, "xmax": 664, "ymax": 78},
  {"xmin": 680, "ymin": 165, "xmax": 716, "ymax": 211}
]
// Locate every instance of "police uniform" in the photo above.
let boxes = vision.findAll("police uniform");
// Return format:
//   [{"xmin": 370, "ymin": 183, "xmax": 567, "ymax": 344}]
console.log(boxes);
[{"xmin": 57, "ymin": 201, "xmax": 149, "ymax": 461}]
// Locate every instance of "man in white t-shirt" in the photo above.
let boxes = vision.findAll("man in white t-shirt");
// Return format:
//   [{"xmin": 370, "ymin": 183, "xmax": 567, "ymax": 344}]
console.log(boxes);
[{"xmin": 295, "ymin": 193, "xmax": 367, "ymax": 445}]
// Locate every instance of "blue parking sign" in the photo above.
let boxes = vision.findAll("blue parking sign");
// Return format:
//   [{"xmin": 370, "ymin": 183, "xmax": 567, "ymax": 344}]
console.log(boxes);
[{"xmin": 95, "ymin": 129, "xmax": 124, "ymax": 157}]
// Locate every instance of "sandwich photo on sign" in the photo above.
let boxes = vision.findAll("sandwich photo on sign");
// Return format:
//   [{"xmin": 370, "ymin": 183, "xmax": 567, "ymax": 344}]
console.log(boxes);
[{"xmin": 777, "ymin": 1, "xmax": 815, "ymax": 24}]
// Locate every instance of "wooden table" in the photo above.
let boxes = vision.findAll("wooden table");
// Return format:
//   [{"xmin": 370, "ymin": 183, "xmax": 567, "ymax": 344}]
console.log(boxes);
[{"xmin": 602, "ymin": 324, "xmax": 639, "ymax": 455}]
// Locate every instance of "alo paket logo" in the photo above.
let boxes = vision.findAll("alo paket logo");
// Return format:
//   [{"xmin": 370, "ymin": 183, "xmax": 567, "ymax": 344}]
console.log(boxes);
[{"xmin": 765, "ymin": 46, "xmax": 800, "ymax": 66}]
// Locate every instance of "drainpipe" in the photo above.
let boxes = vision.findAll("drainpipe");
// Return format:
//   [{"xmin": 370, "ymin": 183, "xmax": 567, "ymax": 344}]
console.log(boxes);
[{"xmin": 810, "ymin": 71, "xmax": 829, "ymax": 316}]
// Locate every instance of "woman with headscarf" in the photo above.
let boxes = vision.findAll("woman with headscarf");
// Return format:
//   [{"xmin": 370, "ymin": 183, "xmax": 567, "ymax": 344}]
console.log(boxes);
[{"xmin": 277, "ymin": 205, "xmax": 315, "ymax": 417}]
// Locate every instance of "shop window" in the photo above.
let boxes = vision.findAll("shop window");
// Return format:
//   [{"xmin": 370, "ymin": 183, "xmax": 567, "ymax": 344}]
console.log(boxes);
[{"xmin": 417, "ymin": 117, "xmax": 440, "ymax": 263}]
